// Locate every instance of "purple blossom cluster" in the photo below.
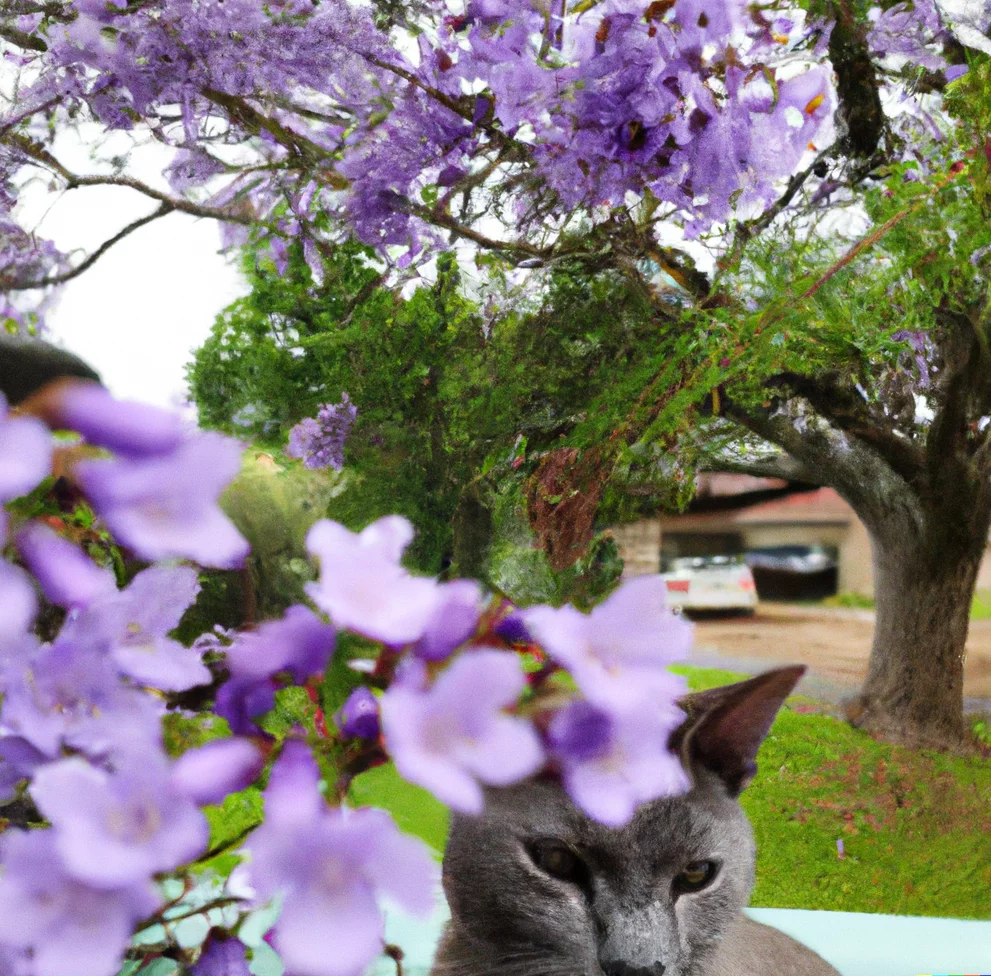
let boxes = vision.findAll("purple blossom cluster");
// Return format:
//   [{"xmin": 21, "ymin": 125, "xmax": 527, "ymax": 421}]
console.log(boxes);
[
  {"xmin": 2, "ymin": 0, "xmax": 838, "ymax": 285},
  {"xmin": 286, "ymin": 394, "xmax": 358, "ymax": 470},
  {"xmin": 0, "ymin": 379, "xmax": 693, "ymax": 975},
  {"xmin": 866, "ymin": 0, "xmax": 947, "ymax": 72},
  {"xmin": 305, "ymin": 514, "xmax": 691, "ymax": 823}
]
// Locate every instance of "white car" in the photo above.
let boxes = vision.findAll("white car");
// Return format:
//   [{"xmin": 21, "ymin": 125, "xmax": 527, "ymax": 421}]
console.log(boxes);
[{"xmin": 660, "ymin": 555, "xmax": 759, "ymax": 613}]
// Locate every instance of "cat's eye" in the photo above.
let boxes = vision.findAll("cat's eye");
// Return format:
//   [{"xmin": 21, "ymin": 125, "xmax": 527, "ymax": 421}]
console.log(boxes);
[
  {"xmin": 673, "ymin": 860, "xmax": 719, "ymax": 895},
  {"xmin": 528, "ymin": 839, "xmax": 587, "ymax": 884}
]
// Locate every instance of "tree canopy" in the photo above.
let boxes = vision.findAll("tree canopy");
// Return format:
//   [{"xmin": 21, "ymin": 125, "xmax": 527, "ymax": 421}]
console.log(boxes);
[{"xmin": 4, "ymin": 0, "xmax": 991, "ymax": 749}]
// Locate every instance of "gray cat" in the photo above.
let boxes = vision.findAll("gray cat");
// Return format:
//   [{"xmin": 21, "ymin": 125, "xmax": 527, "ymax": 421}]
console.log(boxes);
[{"xmin": 432, "ymin": 666, "xmax": 840, "ymax": 976}]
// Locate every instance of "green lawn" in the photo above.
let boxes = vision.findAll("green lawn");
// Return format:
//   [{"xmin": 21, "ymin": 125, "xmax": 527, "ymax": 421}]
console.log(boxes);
[
  {"xmin": 351, "ymin": 663, "xmax": 991, "ymax": 920},
  {"xmin": 825, "ymin": 588, "xmax": 991, "ymax": 620}
]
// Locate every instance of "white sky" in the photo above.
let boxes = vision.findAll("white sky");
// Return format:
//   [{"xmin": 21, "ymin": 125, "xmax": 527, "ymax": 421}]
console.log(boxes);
[
  {"xmin": 37, "ymin": 190, "xmax": 246, "ymax": 410},
  {"xmin": 10, "ymin": 122, "xmax": 247, "ymax": 411}
]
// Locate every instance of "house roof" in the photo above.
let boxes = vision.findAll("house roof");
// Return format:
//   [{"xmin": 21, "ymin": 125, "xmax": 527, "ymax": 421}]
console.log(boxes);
[
  {"xmin": 663, "ymin": 487, "xmax": 854, "ymax": 531},
  {"xmin": 695, "ymin": 472, "xmax": 790, "ymax": 496}
]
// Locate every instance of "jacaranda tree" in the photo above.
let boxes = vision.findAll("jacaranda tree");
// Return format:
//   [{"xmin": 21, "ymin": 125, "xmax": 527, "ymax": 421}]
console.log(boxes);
[{"xmin": 1, "ymin": 20, "xmax": 991, "ymax": 976}]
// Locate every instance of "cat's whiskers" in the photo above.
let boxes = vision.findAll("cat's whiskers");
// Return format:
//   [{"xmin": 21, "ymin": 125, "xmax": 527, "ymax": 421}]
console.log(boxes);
[{"xmin": 432, "ymin": 947, "xmax": 585, "ymax": 976}]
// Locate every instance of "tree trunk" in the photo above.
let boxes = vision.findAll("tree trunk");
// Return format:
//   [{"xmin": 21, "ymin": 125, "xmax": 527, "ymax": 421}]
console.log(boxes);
[
  {"xmin": 849, "ymin": 511, "xmax": 988, "ymax": 749},
  {"xmin": 450, "ymin": 489, "xmax": 494, "ymax": 581}
]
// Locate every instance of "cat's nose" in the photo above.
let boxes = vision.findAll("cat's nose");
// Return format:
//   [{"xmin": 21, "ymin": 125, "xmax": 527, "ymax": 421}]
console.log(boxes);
[{"xmin": 599, "ymin": 961, "xmax": 666, "ymax": 976}]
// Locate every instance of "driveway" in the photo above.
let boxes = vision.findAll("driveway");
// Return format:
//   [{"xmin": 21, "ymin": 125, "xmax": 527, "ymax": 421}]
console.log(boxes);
[{"xmin": 689, "ymin": 602, "xmax": 991, "ymax": 712}]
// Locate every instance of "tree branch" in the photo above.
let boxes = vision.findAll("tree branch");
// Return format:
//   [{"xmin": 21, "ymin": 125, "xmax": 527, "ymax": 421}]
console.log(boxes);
[
  {"xmin": 0, "ymin": 21, "xmax": 47, "ymax": 50},
  {"xmin": 4, "ymin": 202, "xmax": 175, "ymax": 290},
  {"xmin": 698, "ymin": 447, "xmax": 816, "ymax": 482},
  {"xmin": 766, "ymin": 371, "xmax": 925, "ymax": 483},
  {"xmin": 725, "ymin": 400, "xmax": 925, "ymax": 541},
  {"xmin": 3, "ymin": 131, "xmax": 261, "ymax": 223}
]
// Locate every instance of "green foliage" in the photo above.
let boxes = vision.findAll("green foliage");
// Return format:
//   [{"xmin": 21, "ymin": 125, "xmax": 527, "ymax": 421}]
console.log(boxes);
[
  {"xmin": 348, "ymin": 763, "xmax": 449, "ymax": 855},
  {"xmin": 188, "ymin": 239, "xmax": 714, "ymax": 590},
  {"xmin": 162, "ymin": 712, "xmax": 232, "ymax": 758},
  {"xmin": 200, "ymin": 787, "xmax": 265, "ymax": 876},
  {"xmin": 822, "ymin": 592, "xmax": 877, "ymax": 610},
  {"xmin": 188, "ymin": 89, "xmax": 991, "ymax": 607},
  {"xmin": 486, "ymin": 479, "xmax": 623, "ymax": 608},
  {"xmin": 970, "ymin": 589, "xmax": 991, "ymax": 621}
]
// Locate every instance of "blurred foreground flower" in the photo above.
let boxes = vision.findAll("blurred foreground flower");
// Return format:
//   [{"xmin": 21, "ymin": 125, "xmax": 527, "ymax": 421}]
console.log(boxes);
[
  {"xmin": 306, "ymin": 515, "xmax": 440, "ymax": 643},
  {"xmin": 248, "ymin": 744, "xmax": 437, "ymax": 976},
  {"xmin": 381, "ymin": 649, "xmax": 544, "ymax": 813},
  {"xmin": 77, "ymin": 432, "xmax": 249, "ymax": 568}
]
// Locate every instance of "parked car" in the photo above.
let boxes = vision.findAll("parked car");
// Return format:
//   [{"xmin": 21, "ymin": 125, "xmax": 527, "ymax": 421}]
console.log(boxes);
[
  {"xmin": 743, "ymin": 545, "xmax": 838, "ymax": 600},
  {"xmin": 660, "ymin": 554, "xmax": 758, "ymax": 614}
]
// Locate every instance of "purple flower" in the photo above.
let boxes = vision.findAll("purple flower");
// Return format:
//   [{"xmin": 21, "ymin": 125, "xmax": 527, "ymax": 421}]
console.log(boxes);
[
  {"xmin": 945, "ymin": 64, "xmax": 969, "ymax": 82},
  {"xmin": 16, "ymin": 521, "xmax": 117, "ymax": 610},
  {"xmin": 225, "ymin": 604, "xmax": 335, "ymax": 684},
  {"xmin": 0, "ymin": 559, "xmax": 36, "ymax": 658},
  {"xmin": 47, "ymin": 381, "xmax": 186, "ymax": 458},
  {"xmin": 0, "ymin": 830, "xmax": 161, "ymax": 976},
  {"xmin": 60, "ymin": 565, "xmax": 210, "ymax": 692},
  {"xmin": 493, "ymin": 610, "xmax": 531, "ymax": 645},
  {"xmin": 30, "ymin": 756, "xmax": 209, "ymax": 888},
  {"xmin": 248, "ymin": 743, "xmax": 437, "ymax": 976},
  {"xmin": 1, "ymin": 642, "xmax": 164, "ymax": 759},
  {"xmin": 380, "ymin": 649, "xmax": 544, "ymax": 812},
  {"xmin": 0, "ymin": 736, "xmax": 48, "ymax": 803},
  {"xmin": 171, "ymin": 738, "xmax": 264, "ymax": 806},
  {"xmin": 548, "ymin": 698, "xmax": 689, "ymax": 827},
  {"xmin": 192, "ymin": 938, "xmax": 252, "ymax": 976},
  {"xmin": 286, "ymin": 394, "xmax": 358, "ymax": 471},
  {"xmin": 524, "ymin": 576, "xmax": 692, "ymax": 708},
  {"xmin": 76, "ymin": 431, "xmax": 250, "ymax": 568},
  {"xmin": 412, "ymin": 579, "xmax": 483, "ymax": 661},
  {"xmin": 337, "ymin": 687, "xmax": 381, "ymax": 740},
  {"xmin": 214, "ymin": 676, "xmax": 276, "ymax": 736},
  {"xmin": 306, "ymin": 517, "xmax": 441, "ymax": 644},
  {"xmin": 0, "ymin": 393, "xmax": 52, "ymax": 502}
]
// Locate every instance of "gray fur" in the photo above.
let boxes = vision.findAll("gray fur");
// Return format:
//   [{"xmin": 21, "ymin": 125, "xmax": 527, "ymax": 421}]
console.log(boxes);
[{"xmin": 432, "ymin": 669, "xmax": 840, "ymax": 976}]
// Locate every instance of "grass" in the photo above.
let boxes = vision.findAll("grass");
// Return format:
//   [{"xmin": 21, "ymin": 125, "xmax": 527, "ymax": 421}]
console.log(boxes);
[
  {"xmin": 822, "ymin": 588, "xmax": 991, "ymax": 620},
  {"xmin": 349, "ymin": 663, "xmax": 991, "ymax": 919}
]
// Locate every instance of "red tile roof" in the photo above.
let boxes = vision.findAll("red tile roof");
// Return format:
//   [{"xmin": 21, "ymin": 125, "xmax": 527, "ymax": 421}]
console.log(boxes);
[{"xmin": 664, "ymin": 487, "xmax": 854, "ymax": 530}]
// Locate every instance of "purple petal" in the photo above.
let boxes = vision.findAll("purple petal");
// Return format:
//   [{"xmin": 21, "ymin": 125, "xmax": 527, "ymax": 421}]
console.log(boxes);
[
  {"xmin": 306, "ymin": 518, "xmax": 441, "ymax": 644},
  {"xmin": 52, "ymin": 382, "xmax": 186, "ymax": 459},
  {"xmin": 171, "ymin": 738, "xmax": 263, "ymax": 806},
  {"xmin": 225, "ymin": 604, "xmax": 335, "ymax": 683},
  {"xmin": 263, "ymin": 741, "xmax": 324, "ymax": 828},
  {"xmin": 0, "ymin": 401, "xmax": 52, "ymax": 503},
  {"xmin": 0, "ymin": 561, "xmax": 37, "ymax": 649},
  {"xmin": 111, "ymin": 635, "xmax": 211, "ymax": 692},
  {"xmin": 277, "ymin": 883, "xmax": 383, "ymax": 976},
  {"xmin": 413, "ymin": 579, "xmax": 483, "ymax": 661},
  {"xmin": 16, "ymin": 522, "xmax": 117, "ymax": 610},
  {"xmin": 548, "ymin": 700, "xmax": 613, "ymax": 762},
  {"xmin": 337, "ymin": 686, "xmax": 381, "ymax": 740},
  {"xmin": 30, "ymin": 757, "xmax": 208, "ymax": 888},
  {"xmin": 77, "ymin": 433, "xmax": 249, "ymax": 568},
  {"xmin": 192, "ymin": 938, "xmax": 252, "ymax": 976},
  {"xmin": 214, "ymin": 676, "xmax": 275, "ymax": 736}
]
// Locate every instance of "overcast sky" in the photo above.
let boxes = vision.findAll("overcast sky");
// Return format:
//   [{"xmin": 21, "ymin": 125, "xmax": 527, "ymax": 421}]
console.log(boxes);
[
  {"xmin": 10, "ymin": 122, "xmax": 248, "ymax": 411},
  {"xmin": 40, "ymin": 193, "xmax": 246, "ymax": 410}
]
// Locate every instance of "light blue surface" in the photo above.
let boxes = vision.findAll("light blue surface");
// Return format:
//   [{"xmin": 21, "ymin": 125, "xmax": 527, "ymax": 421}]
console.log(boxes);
[
  {"xmin": 746, "ymin": 907, "xmax": 991, "ymax": 976},
  {"xmin": 374, "ymin": 897, "xmax": 991, "ymax": 976}
]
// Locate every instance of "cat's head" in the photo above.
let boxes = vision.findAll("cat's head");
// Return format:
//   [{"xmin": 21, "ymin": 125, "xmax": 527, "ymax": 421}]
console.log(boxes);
[{"xmin": 437, "ymin": 666, "xmax": 804, "ymax": 976}]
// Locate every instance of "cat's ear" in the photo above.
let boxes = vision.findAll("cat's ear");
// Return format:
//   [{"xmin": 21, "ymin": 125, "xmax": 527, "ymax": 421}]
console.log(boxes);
[{"xmin": 669, "ymin": 666, "xmax": 805, "ymax": 797}]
